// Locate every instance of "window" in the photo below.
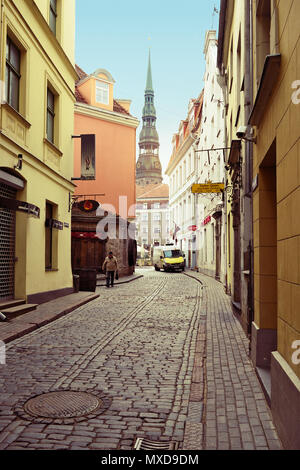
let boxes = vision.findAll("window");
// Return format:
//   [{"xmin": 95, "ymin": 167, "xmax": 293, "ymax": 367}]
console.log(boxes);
[
  {"xmin": 153, "ymin": 203, "xmax": 160, "ymax": 209},
  {"xmin": 47, "ymin": 88, "xmax": 55, "ymax": 143},
  {"xmin": 153, "ymin": 213, "xmax": 161, "ymax": 221},
  {"xmin": 143, "ymin": 203, "xmax": 148, "ymax": 210},
  {"xmin": 49, "ymin": 0, "xmax": 57, "ymax": 35},
  {"xmin": 96, "ymin": 80, "xmax": 109, "ymax": 105},
  {"xmin": 142, "ymin": 213, "xmax": 148, "ymax": 221},
  {"xmin": 5, "ymin": 36, "xmax": 21, "ymax": 111}
]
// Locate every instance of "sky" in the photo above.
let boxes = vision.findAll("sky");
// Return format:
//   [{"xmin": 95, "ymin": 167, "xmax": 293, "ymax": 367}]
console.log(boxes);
[{"xmin": 75, "ymin": 0, "xmax": 220, "ymax": 181}]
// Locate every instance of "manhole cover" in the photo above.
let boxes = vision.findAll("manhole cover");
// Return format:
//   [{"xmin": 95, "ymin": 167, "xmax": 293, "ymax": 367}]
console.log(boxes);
[
  {"xmin": 14, "ymin": 389, "xmax": 111, "ymax": 424},
  {"xmin": 24, "ymin": 391, "xmax": 101, "ymax": 419}
]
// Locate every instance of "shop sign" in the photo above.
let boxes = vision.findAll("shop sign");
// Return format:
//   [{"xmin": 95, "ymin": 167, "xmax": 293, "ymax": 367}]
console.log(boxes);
[
  {"xmin": 203, "ymin": 216, "xmax": 211, "ymax": 226},
  {"xmin": 192, "ymin": 182, "xmax": 225, "ymax": 194},
  {"xmin": 81, "ymin": 134, "xmax": 96, "ymax": 180},
  {"xmin": 0, "ymin": 196, "xmax": 40, "ymax": 218},
  {"xmin": 78, "ymin": 200, "xmax": 99, "ymax": 212}
]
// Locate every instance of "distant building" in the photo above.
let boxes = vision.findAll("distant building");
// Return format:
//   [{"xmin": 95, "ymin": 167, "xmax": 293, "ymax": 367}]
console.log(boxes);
[
  {"xmin": 136, "ymin": 184, "xmax": 169, "ymax": 249},
  {"xmin": 196, "ymin": 31, "xmax": 227, "ymax": 284},
  {"xmin": 72, "ymin": 65, "xmax": 139, "ymax": 276},
  {"xmin": 165, "ymin": 94, "xmax": 203, "ymax": 268},
  {"xmin": 136, "ymin": 51, "xmax": 162, "ymax": 186}
]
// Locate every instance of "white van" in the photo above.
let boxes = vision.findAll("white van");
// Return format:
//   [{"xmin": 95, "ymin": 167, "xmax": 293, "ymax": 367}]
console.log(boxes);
[{"xmin": 152, "ymin": 245, "xmax": 185, "ymax": 272}]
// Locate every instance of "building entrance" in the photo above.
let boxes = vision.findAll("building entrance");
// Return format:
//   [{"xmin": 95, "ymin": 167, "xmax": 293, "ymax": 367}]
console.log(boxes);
[{"xmin": 0, "ymin": 183, "xmax": 16, "ymax": 299}]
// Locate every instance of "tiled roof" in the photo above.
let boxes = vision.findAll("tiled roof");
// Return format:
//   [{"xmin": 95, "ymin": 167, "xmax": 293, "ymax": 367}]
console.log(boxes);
[
  {"xmin": 75, "ymin": 87, "xmax": 88, "ymax": 104},
  {"xmin": 75, "ymin": 64, "xmax": 88, "ymax": 83},
  {"xmin": 136, "ymin": 183, "xmax": 169, "ymax": 200},
  {"xmin": 75, "ymin": 64, "xmax": 131, "ymax": 116}
]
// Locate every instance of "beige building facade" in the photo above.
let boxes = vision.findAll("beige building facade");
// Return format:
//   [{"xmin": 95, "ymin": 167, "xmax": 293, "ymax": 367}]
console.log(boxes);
[
  {"xmin": 249, "ymin": 0, "xmax": 300, "ymax": 450},
  {"xmin": 0, "ymin": 0, "xmax": 77, "ymax": 304}
]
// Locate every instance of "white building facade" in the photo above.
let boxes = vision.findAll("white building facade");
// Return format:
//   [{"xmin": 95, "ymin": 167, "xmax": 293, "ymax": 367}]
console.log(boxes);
[
  {"xmin": 166, "ymin": 96, "xmax": 203, "ymax": 268},
  {"xmin": 195, "ymin": 30, "xmax": 227, "ymax": 284}
]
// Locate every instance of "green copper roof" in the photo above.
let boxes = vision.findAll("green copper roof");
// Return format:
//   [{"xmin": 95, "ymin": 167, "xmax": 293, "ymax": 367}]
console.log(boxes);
[{"xmin": 145, "ymin": 49, "xmax": 153, "ymax": 92}]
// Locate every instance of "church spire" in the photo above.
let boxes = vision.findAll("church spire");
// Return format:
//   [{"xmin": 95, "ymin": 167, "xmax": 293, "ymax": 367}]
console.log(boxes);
[
  {"xmin": 146, "ymin": 49, "xmax": 153, "ymax": 92},
  {"xmin": 136, "ymin": 50, "xmax": 162, "ymax": 186}
]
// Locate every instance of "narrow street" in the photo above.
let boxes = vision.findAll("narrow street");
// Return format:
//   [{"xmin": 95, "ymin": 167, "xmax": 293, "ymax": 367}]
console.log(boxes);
[{"xmin": 0, "ymin": 269, "xmax": 282, "ymax": 450}]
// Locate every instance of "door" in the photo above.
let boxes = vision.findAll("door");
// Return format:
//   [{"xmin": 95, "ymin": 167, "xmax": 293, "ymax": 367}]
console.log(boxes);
[
  {"xmin": 71, "ymin": 237, "xmax": 105, "ymax": 271},
  {"xmin": 0, "ymin": 183, "xmax": 16, "ymax": 299},
  {"xmin": 215, "ymin": 218, "xmax": 221, "ymax": 281}
]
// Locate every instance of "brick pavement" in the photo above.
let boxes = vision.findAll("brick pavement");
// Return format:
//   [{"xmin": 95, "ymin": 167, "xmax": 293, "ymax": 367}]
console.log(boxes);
[
  {"xmin": 0, "ymin": 271, "xmax": 201, "ymax": 450},
  {"xmin": 182, "ymin": 271, "xmax": 282, "ymax": 450},
  {"xmin": 0, "ymin": 269, "xmax": 283, "ymax": 450}
]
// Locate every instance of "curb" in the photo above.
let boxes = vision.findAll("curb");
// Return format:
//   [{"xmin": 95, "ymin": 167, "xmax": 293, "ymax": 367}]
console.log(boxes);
[
  {"xmin": 97, "ymin": 274, "xmax": 144, "ymax": 287},
  {"xmin": 0, "ymin": 293, "xmax": 100, "ymax": 344},
  {"xmin": 182, "ymin": 271, "xmax": 205, "ymax": 286}
]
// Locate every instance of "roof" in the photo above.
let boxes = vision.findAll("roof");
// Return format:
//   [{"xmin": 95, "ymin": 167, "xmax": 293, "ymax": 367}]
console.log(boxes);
[
  {"xmin": 136, "ymin": 183, "xmax": 169, "ymax": 200},
  {"xmin": 75, "ymin": 64, "xmax": 131, "ymax": 116}
]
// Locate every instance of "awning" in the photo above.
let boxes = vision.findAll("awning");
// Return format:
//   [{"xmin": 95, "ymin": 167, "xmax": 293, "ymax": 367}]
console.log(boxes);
[{"xmin": 0, "ymin": 196, "xmax": 40, "ymax": 218}]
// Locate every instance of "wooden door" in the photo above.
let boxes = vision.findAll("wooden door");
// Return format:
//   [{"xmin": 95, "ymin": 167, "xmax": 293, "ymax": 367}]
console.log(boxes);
[{"xmin": 71, "ymin": 238, "xmax": 105, "ymax": 272}]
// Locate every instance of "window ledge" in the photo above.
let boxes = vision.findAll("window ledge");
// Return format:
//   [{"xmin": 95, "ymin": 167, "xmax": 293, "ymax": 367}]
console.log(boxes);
[
  {"xmin": 249, "ymin": 54, "xmax": 281, "ymax": 126},
  {"xmin": 45, "ymin": 268, "xmax": 59, "ymax": 272},
  {"xmin": 43, "ymin": 138, "xmax": 63, "ymax": 157},
  {"xmin": 2, "ymin": 102, "xmax": 31, "ymax": 128}
]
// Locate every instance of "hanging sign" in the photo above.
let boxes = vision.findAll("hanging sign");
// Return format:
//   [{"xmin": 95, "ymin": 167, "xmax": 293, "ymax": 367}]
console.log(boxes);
[
  {"xmin": 192, "ymin": 182, "xmax": 225, "ymax": 194},
  {"xmin": 81, "ymin": 134, "xmax": 96, "ymax": 180},
  {"xmin": 203, "ymin": 216, "xmax": 211, "ymax": 226},
  {"xmin": 77, "ymin": 200, "xmax": 99, "ymax": 213},
  {"xmin": 0, "ymin": 196, "xmax": 40, "ymax": 218}
]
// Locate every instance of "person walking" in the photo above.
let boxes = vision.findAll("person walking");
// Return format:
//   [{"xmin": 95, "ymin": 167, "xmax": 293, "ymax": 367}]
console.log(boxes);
[{"xmin": 102, "ymin": 251, "xmax": 118, "ymax": 288}]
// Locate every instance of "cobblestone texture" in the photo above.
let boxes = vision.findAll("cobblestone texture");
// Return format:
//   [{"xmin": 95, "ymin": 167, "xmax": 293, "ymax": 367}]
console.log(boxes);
[
  {"xmin": 182, "ymin": 271, "xmax": 282, "ymax": 450},
  {"xmin": 0, "ymin": 268, "xmax": 282, "ymax": 450}
]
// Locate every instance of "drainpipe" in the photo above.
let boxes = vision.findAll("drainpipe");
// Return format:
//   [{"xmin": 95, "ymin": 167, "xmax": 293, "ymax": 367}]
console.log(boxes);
[
  {"xmin": 217, "ymin": 0, "xmax": 229, "ymax": 293},
  {"xmin": 244, "ymin": 0, "xmax": 254, "ymax": 341},
  {"xmin": 0, "ymin": 0, "xmax": 4, "ymax": 130}
]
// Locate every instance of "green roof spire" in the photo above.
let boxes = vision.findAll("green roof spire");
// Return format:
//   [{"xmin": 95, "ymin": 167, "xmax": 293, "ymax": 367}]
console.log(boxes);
[{"xmin": 145, "ymin": 49, "xmax": 153, "ymax": 92}]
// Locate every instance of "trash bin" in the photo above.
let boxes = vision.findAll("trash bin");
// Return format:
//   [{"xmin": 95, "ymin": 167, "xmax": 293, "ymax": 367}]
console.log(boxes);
[
  {"xmin": 78, "ymin": 269, "xmax": 97, "ymax": 292},
  {"xmin": 73, "ymin": 274, "xmax": 80, "ymax": 293}
]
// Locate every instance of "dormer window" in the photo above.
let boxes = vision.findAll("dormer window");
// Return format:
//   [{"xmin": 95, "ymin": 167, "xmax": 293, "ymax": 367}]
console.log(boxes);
[{"xmin": 95, "ymin": 80, "xmax": 109, "ymax": 105}]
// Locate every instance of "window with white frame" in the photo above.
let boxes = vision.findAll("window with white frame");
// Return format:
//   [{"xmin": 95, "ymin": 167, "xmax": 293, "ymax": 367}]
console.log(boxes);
[{"xmin": 96, "ymin": 80, "xmax": 109, "ymax": 105}]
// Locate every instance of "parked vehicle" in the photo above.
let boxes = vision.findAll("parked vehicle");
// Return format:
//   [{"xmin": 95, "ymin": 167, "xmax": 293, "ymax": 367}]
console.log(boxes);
[{"xmin": 152, "ymin": 245, "xmax": 185, "ymax": 272}]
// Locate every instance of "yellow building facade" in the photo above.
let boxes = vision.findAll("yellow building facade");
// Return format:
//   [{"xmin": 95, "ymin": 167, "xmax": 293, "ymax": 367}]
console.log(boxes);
[
  {"xmin": 0, "ymin": 0, "xmax": 77, "ymax": 303},
  {"xmin": 249, "ymin": 0, "xmax": 300, "ymax": 450},
  {"xmin": 217, "ymin": 0, "xmax": 254, "ymax": 336}
]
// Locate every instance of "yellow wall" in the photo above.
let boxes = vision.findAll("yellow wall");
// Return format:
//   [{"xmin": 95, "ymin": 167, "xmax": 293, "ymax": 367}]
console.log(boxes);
[
  {"xmin": 222, "ymin": 0, "xmax": 247, "ymax": 298},
  {"xmin": 0, "ymin": 0, "xmax": 77, "ymax": 299},
  {"xmin": 252, "ymin": 0, "xmax": 300, "ymax": 376}
]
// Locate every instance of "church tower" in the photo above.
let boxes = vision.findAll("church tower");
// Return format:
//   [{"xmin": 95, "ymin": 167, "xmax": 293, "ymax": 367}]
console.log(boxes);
[{"xmin": 136, "ymin": 50, "xmax": 162, "ymax": 185}]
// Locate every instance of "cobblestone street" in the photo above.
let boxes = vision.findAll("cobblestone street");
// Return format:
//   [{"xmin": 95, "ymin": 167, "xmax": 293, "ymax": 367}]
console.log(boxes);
[{"xmin": 0, "ymin": 269, "xmax": 282, "ymax": 450}]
